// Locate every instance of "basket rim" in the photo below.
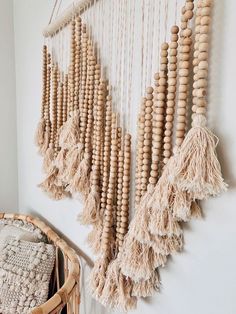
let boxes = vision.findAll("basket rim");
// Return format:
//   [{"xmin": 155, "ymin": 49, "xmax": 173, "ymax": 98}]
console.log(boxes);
[{"xmin": 0, "ymin": 212, "xmax": 80, "ymax": 314}]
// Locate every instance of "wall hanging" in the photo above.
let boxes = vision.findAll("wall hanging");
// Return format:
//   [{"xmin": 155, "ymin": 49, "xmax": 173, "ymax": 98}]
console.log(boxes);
[{"xmin": 35, "ymin": 0, "xmax": 227, "ymax": 311}]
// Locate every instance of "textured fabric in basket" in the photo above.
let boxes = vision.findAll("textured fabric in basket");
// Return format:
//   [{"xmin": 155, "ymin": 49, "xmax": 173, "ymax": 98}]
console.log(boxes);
[{"xmin": 0, "ymin": 239, "xmax": 55, "ymax": 314}]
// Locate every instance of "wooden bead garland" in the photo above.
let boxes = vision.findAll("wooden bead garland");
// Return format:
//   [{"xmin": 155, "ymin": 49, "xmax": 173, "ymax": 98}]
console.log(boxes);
[
  {"xmin": 50, "ymin": 64, "xmax": 58, "ymax": 154},
  {"xmin": 101, "ymin": 113, "xmax": 118, "ymax": 254},
  {"xmin": 115, "ymin": 146, "xmax": 124, "ymax": 252},
  {"xmin": 192, "ymin": 0, "xmax": 202, "ymax": 114},
  {"xmin": 44, "ymin": 52, "xmax": 51, "ymax": 153},
  {"xmin": 84, "ymin": 43, "xmax": 95, "ymax": 160},
  {"xmin": 117, "ymin": 133, "xmax": 131, "ymax": 250},
  {"xmin": 68, "ymin": 20, "xmax": 76, "ymax": 115},
  {"xmin": 195, "ymin": 0, "xmax": 211, "ymax": 116},
  {"xmin": 175, "ymin": 1, "xmax": 194, "ymax": 147},
  {"xmin": 56, "ymin": 79, "xmax": 63, "ymax": 154},
  {"xmin": 40, "ymin": 45, "xmax": 47, "ymax": 122},
  {"xmin": 153, "ymin": 42, "xmax": 168, "ymax": 174},
  {"xmin": 135, "ymin": 99, "xmax": 146, "ymax": 206},
  {"xmin": 100, "ymin": 94, "xmax": 112, "ymax": 218},
  {"xmin": 140, "ymin": 87, "xmax": 153, "ymax": 194},
  {"xmin": 79, "ymin": 25, "xmax": 89, "ymax": 147},
  {"xmin": 62, "ymin": 74, "xmax": 68, "ymax": 125},
  {"xmin": 163, "ymin": 27, "xmax": 179, "ymax": 165},
  {"xmin": 74, "ymin": 17, "xmax": 81, "ymax": 112}
]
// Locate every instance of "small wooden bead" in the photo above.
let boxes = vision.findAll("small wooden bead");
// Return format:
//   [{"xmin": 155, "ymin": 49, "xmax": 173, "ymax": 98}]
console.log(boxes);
[
  {"xmin": 171, "ymin": 25, "xmax": 179, "ymax": 34},
  {"xmin": 201, "ymin": 16, "xmax": 211, "ymax": 25}
]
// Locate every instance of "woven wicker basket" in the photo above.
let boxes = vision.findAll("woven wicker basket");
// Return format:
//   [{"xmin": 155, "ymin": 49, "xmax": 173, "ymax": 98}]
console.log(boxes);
[{"xmin": 0, "ymin": 212, "xmax": 81, "ymax": 314}]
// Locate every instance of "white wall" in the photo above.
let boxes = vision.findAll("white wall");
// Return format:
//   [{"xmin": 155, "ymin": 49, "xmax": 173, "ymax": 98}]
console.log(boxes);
[
  {"xmin": 0, "ymin": 0, "xmax": 18, "ymax": 211},
  {"xmin": 13, "ymin": 1, "xmax": 236, "ymax": 314}
]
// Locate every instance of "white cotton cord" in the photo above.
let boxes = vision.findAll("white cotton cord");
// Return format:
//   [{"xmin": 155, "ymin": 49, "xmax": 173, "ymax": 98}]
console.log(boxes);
[
  {"xmin": 157, "ymin": 0, "xmax": 161, "ymax": 71},
  {"xmin": 148, "ymin": 1, "xmax": 155, "ymax": 87},
  {"xmin": 127, "ymin": 0, "xmax": 135, "ymax": 132},
  {"xmin": 164, "ymin": 0, "xmax": 169, "ymax": 42},
  {"xmin": 141, "ymin": 0, "xmax": 145, "ymax": 95}
]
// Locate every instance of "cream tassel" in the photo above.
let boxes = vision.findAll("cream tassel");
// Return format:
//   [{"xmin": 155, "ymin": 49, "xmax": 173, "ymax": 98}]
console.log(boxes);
[
  {"xmin": 54, "ymin": 148, "xmax": 67, "ymax": 178},
  {"xmin": 87, "ymin": 221, "xmax": 103, "ymax": 254},
  {"xmin": 42, "ymin": 146, "xmax": 55, "ymax": 173},
  {"xmin": 90, "ymin": 256, "xmax": 109, "ymax": 300},
  {"xmin": 66, "ymin": 152, "xmax": 90, "ymax": 196},
  {"xmin": 60, "ymin": 143, "xmax": 84, "ymax": 183},
  {"xmin": 38, "ymin": 167, "xmax": 68, "ymax": 200},
  {"xmin": 171, "ymin": 115, "xmax": 227, "ymax": 199},
  {"xmin": 151, "ymin": 234, "xmax": 183, "ymax": 256},
  {"xmin": 40, "ymin": 126, "xmax": 50, "ymax": 155},
  {"xmin": 79, "ymin": 185, "xmax": 100, "ymax": 225},
  {"xmin": 132, "ymin": 270, "xmax": 160, "ymax": 298},
  {"xmin": 59, "ymin": 112, "xmax": 80, "ymax": 149},
  {"xmin": 35, "ymin": 118, "xmax": 46, "ymax": 150},
  {"xmin": 99, "ymin": 259, "xmax": 137, "ymax": 311},
  {"xmin": 128, "ymin": 184, "xmax": 154, "ymax": 244},
  {"xmin": 119, "ymin": 235, "xmax": 167, "ymax": 282}
]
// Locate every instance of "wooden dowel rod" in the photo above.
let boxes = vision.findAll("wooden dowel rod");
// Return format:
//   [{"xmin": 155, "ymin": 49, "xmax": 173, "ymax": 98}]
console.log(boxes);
[{"xmin": 43, "ymin": 0, "xmax": 97, "ymax": 37}]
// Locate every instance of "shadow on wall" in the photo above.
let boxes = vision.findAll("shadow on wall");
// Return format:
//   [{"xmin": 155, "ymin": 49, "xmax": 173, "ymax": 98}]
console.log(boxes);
[{"xmin": 209, "ymin": 0, "xmax": 236, "ymax": 189}]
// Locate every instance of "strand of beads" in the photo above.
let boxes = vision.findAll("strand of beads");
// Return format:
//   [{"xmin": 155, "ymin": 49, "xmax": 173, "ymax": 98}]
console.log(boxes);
[
  {"xmin": 80, "ymin": 79, "xmax": 105, "ymax": 225},
  {"xmin": 153, "ymin": 42, "xmax": 168, "ymax": 174},
  {"xmin": 117, "ymin": 133, "xmax": 131, "ymax": 249},
  {"xmin": 115, "ymin": 145, "xmax": 124, "ymax": 252},
  {"xmin": 68, "ymin": 20, "xmax": 76, "ymax": 116},
  {"xmin": 134, "ymin": 99, "xmax": 146, "ymax": 206},
  {"xmin": 74, "ymin": 16, "xmax": 81, "ymax": 113},
  {"xmin": 62, "ymin": 74, "xmax": 68, "ymax": 125},
  {"xmin": 83, "ymin": 43, "xmax": 95, "ymax": 160},
  {"xmin": 195, "ymin": 0, "xmax": 212, "ymax": 117},
  {"xmin": 79, "ymin": 25, "xmax": 89, "ymax": 146},
  {"xmin": 44, "ymin": 52, "xmax": 51, "ymax": 153},
  {"xmin": 51, "ymin": 64, "xmax": 58, "ymax": 156},
  {"xmin": 100, "ymin": 94, "xmax": 112, "ymax": 220},
  {"xmin": 40, "ymin": 45, "xmax": 47, "ymax": 121},
  {"xmin": 56, "ymin": 79, "xmax": 63, "ymax": 155},
  {"xmin": 140, "ymin": 88, "xmax": 153, "ymax": 195},
  {"xmin": 192, "ymin": 0, "xmax": 202, "ymax": 115},
  {"xmin": 175, "ymin": 1, "xmax": 194, "ymax": 147},
  {"xmin": 101, "ymin": 113, "xmax": 118, "ymax": 254},
  {"xmin": 91, "ymin": 64, "xmax": 101, "ymax": 168},
  {"xmin": 163, "ymin": 26, "xmax": 179, "ymax": 164}
]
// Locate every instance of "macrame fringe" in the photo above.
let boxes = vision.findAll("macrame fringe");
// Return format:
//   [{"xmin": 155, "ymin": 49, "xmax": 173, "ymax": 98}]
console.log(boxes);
[
  {"xmin": 42, "ymin": 146, "xmax": 55, "ymax": 173},
  {"xmin": 129, "ymin": 184, "xmax": 154, "ymax": 244},
  {"xmin": 90, "ymin": 256, "xmax": 109, "ymax": 300},
  {"xmin": 38, "ymin": 167, "xmax": 68, "ymax": 200},
  {"xmin": 149, "ymin": 208, "xmax": 183, "ymax": 238},
  {"xmin": 61, "ymin": 143, "xmax": 84, "ymax": 183},
  {"xmin": 79, "ymin": 185, "xmax": 100, "ymax": 225},
  {"xmin": 66, "ymin": 153, "xmax": 90, "ymax": 196},
  {"xmin": 59, "ymin": 112, "xmax": 80, "ymax": 149},
  {"xmin": 131, "ymin": 270, "xmax": 160, "ymax": 298},
  {"xmin": 35, "ymin": 118, "xmax": 46, "ymax": 149},
  {"xmin": 55, "ymin": 148, "xmax": 67, "ymax": 177},
  {"xmin": 120, "ymin": 235, "xmax": 162, "ymax": 282},
  {"xmin": 87, "ymin": 221, "xmax": 103, "ymax": 254},
  {"xmin": 97, "ymin": 258, "xmax": 137, "ymax": 311},
  {"xmin": 171, "ymin": 115, "xmax": 227, "ymax": 199},
  {"xmin": 40, "ymin": 127, "xmax": 50, "ymax": 155},
  {"xmin": 190, "ymin": 201, "xmax": 203, "ymax": 219},
  {"xmin": 151, "ymin": 234, "xmax": 183, "ymax": 256},
  {"xmin": 172, "ymin": 189, "xmax": 192, "ymax": 222}
]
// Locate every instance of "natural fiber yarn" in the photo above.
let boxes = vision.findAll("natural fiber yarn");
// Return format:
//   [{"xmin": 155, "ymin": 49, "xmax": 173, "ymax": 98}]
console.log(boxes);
[
  {"xmin": 172, "ymin": 115, "xmax": 227, "ymax": 199},
  {"xmin": 131, "ymin": 270, "xmax": 160, "ymax": 298}
]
